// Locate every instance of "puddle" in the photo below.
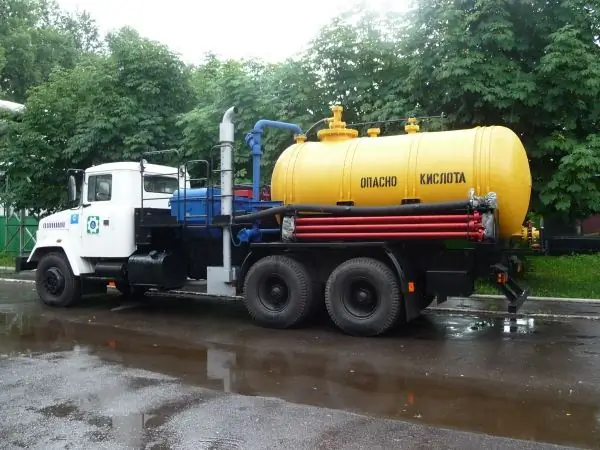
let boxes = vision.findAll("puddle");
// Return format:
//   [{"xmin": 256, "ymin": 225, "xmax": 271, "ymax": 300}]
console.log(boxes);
[{"xmin": 0, "ymin": 304, "xmax": 599, "ymax": 449}]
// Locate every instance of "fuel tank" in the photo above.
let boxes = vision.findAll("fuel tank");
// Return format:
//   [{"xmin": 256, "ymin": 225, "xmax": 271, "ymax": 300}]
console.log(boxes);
[{"xmin": 270, "ymin": 107, "xmax": 531, "ymax": 240}]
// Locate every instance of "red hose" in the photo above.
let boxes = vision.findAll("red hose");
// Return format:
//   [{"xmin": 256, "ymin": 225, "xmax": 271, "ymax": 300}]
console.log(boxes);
[
  {"xmin": 295, "ymin": 221, "xmax": 483, "ymax": 233},
  {"xmin": 295, "ymin": 213, "xmax": 481, "ymax": 225},
  {"xmin": 294, "ymin": 231, "xmax": 485, "ymax": 241}
]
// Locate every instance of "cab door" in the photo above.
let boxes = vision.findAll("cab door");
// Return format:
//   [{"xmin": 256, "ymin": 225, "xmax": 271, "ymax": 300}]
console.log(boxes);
[{"xmin": 80, "ymin": 172, "xmax": 120, "ymax": 257}]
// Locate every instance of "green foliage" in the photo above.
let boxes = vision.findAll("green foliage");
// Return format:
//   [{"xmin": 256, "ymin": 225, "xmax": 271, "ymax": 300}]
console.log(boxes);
[
  {"xmin": 0, "ymin": 252, "xmax": 15, "ymax": 267},
  {"xmin": 402, "ymin": 0, "xmax": 600, "ymax": 220},
  {"xmin": 0, "ymin": 0, "xmax": 101, "ymax": 103},
  {"xmin": 2, "ymin": 26, "xmax": 195, "ymax": 215},
  {"xmin": 1, "ymin": 0, "xmax": 600, "ymax": 223}
]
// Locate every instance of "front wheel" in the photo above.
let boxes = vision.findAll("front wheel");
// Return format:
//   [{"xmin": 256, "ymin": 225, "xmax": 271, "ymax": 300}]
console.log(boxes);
[
  {"xmin": 35, "ymin": 252, "xmax": 81, "ymax": 307},
  {"xmin": 325, "ymin": 257, "xmax": 402, "ymax": 337}
]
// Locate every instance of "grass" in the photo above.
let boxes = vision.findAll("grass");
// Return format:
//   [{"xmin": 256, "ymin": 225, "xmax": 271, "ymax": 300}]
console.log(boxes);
[
  {"xmin": 0, "ymin": 252, "xmax": 15, "ymax": 268},
  {"xmin": 475, "ymin": 253, "xmax": 600, "ymax": 299}
]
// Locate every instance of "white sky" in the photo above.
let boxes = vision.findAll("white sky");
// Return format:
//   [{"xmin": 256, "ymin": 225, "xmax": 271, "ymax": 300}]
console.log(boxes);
[{"xmin": 56, "ymin": 0, "xmax": 407, "ymax": 63}]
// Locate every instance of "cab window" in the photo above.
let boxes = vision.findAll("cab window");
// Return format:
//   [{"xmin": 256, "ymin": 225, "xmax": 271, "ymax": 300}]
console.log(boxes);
[
  {"xmin": 87, "ymin": 174, "xmax": 112, "ymax": 202},
  {"xmin": 144, "ymin": 175, "xmax": 179, "ymax": 194}
]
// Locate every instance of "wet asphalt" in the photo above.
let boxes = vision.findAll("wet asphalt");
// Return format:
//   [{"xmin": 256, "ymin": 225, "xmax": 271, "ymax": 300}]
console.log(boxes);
[{"xmin": 1, "ymin": 279, "xmax": 599, "ymax": 449}]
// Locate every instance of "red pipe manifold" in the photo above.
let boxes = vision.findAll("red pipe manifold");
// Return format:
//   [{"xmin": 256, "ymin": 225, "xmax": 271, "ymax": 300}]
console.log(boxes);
[
  {"xmin": 292, "ymin": 212, "xmax": 486, "ymax": 242},
  {"xmin": 294, "ymin": 212, "xmax": 481, "ymax": 225},
  {"xmin": 295, "ymin": 221, "xmax": 482, "ymax": 233},
  {"xmin": 293, "ymin": 231, "xmax": 485, "ymax": 241}
]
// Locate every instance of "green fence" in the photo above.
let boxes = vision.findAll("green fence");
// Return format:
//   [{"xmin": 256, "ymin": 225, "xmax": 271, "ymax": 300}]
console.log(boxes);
[{"xmin": 0, "ymin": 214, "xmax": 38, "ymax": 255}]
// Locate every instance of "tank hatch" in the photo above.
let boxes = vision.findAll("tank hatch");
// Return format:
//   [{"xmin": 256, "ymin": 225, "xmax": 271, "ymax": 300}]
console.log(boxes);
[{"xmin": 317, "ymin": 105, "xmax": 359, "ymax": 142}]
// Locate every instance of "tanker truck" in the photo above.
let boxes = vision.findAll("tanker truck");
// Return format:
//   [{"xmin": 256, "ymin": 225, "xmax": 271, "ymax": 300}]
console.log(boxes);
[{"xmin": 15, "ymin": 105, "xmax": 533, "ymax": 337}]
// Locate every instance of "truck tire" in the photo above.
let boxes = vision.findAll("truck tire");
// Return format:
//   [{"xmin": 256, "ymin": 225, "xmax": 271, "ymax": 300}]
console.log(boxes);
[
  {"xmin": 243, "ymin": 255, "xmax": 315, "ymax": 329},
  {"xmin": 325, "ymin": 257, "xmax": 401, "ymax": 337},
  {"xmin": 35, "ymin": 252, "xmax": 81, "ymax": 308}
]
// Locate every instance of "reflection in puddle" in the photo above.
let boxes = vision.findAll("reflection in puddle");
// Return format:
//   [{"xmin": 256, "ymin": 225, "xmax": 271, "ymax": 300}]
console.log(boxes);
[
  {"xmin": 0, "ymin": 306, "xmax": 599, "ymax": 449},
  {"xmin": 442, "ymin": 315, "xmax": 536, "ymax": 338}
]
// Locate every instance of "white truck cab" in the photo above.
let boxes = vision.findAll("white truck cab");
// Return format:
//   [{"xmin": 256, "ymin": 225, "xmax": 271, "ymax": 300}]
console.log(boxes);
[{"xmin": 21, "ymin": 160, "xmax": 190, "ymax": 306}]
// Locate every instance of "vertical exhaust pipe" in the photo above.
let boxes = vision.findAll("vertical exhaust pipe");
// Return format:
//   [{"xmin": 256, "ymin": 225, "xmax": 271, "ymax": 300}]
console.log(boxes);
[{"xmin": 219, "ymin": 106, "xmax": 238, "ymax": 277}]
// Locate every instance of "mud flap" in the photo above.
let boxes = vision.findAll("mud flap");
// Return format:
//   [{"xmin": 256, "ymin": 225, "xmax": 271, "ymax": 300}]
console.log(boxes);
[
  {"xmin": 384, "ymin": 249, "xmax": 422, "ymax": 322},
  {"xmin": 491, "ymin": 263, "xmax": 529, "ymax": 314},
  {"xmin": 15, "ymin": 254, "xmax": 36, "ymax": 272}
]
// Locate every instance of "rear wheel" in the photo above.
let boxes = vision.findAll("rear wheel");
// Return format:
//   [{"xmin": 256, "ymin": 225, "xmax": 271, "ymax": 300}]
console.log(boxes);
[
  {"xmin": 35, "ymin": 252, "xmax": 81, "ymax": 307},
  {"xmin": 325, "ymin": 257, "xmax": 401, "ymax": 337},
  {"xmin": 243, "ymin": 255, "xmax": 315, "ymax": 329}
]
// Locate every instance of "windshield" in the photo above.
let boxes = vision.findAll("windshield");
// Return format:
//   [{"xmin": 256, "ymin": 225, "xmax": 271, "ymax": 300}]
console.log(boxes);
[{"xmin": 144, "ymin": 175, "xmax": 179, "ymax": 194}]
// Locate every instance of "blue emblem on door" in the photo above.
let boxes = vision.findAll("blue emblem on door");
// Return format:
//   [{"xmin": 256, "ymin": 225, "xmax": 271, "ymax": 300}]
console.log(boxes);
[{"xmin": 70, "ymin": 214, "xmax": 79, "ymax": 224}]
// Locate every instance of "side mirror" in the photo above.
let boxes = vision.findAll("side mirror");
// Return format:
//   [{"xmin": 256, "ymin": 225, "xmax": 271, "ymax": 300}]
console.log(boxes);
[{"xmin": 67, "ymin": 175, "xmax": 77, "ymax": 203}]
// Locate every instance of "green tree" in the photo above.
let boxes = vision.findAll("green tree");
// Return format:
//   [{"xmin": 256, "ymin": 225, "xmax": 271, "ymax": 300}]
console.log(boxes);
[
  {"xmin": 3, "ymin": 0, "xmax": 600, "ymax": 223},
  {"xmin": 0, "ymin": 0, "xmax": 101, "ymax": 102},
  {"xmin": 178, "ymin": 11, "xmax": 415, "ymax": 188},
  {"xmin": 2, "ymin": 27, "xmax": 195, "ymax": 215},
  {"xmin": 303, "ymin": 10, "xmax": 411, "ymax": 129},
  {"xmin": 180, "ymin": 55, "xmax": 309, "ymax": 185},
  {"xmin": 402, "ymin": 0, "xmax": 600, "ymax": 220}
]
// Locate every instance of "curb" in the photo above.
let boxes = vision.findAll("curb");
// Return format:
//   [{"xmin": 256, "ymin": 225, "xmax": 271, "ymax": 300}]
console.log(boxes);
[{"xmin": 465, "ymin": 294, "xmax": 600, "ymax": 304}]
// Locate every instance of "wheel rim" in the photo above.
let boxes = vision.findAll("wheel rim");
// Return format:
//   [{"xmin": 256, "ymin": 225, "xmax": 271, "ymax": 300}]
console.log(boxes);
[
  {"xmin": 258, "ymin": 274, "xmax": 290, "ymax": 312},
  {"xmin": 342, "ymin": 277, "xmax": 379, "ymax": 319},
  {"xmin": 43, "ymin": 267, "xmax": 65, "ymax": 296}
]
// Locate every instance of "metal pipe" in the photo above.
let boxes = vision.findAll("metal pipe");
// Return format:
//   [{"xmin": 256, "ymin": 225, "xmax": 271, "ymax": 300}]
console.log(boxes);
[
  {"xmin": 232, "ymin": 199, "xmax": 474, "ymax": 223},
  {"xmin": 244, "ymin": 119, "xmax": 303, "ymax": 202},
  {"xmin": 295, "ymin": 213, "xmax": 481, "ymax": 225},
  {"xmin": 219, "ymin": 106, "xmax": 238, "ymax": 276}
]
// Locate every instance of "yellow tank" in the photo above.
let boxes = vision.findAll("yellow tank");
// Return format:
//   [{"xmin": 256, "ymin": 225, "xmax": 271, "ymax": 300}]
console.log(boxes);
[{"xmin": 271, "ymin": 106, "xmax": 532, "ymax": 240}]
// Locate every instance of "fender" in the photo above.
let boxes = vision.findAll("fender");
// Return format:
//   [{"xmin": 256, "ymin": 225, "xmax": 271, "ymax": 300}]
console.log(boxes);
[
  {"xmin": 236, "ymin": 249, "xmax": 265, "ymax": 294},
  {"xmin": 28, "ymin": 238, "xmax": 94, "ymax": 276}
]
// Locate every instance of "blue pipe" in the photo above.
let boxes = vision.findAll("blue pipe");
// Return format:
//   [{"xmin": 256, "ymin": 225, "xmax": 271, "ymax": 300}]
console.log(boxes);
[
  {"xmin": 236, "ymin": 226, "xmax": 281, "ymax": 244},
  {"xmin": 244, "ymin": 120, "xmax": 303, "ymax": 202}
]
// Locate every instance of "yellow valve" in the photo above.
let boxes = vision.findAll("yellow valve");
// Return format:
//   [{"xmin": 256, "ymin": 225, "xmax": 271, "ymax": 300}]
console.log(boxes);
[
  {"xmin": 367, "ymin": 128, "xmax": 381, "ymax": 138},
  {"xmin": 405, "ymin": 118, "xmax": 420, "ymax": 134},
  {"xmin": 294, "ymin": 134, "xmax": 307, "ymax": 143},
  {"xmin": 512, "ymin": 224, "xmax": 540, "ymax": 242}
]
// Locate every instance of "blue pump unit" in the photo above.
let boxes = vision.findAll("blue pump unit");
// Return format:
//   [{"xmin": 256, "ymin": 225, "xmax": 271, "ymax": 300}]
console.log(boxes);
[
  {"xmin": 169, "ymin": 188, "xmax": 283, "ymax": 241},
  {"xmin": 170, "ymin": 188, "xmax": 251, "ymax": 236}
]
